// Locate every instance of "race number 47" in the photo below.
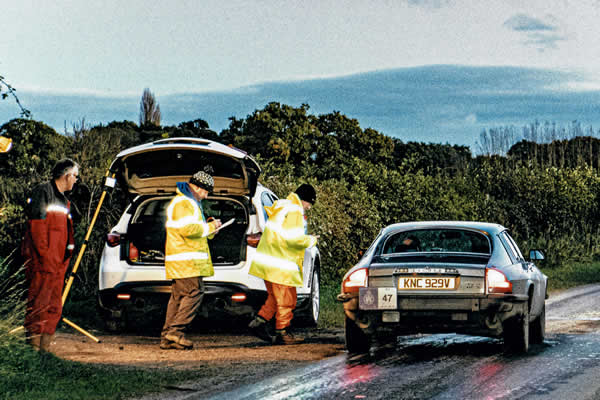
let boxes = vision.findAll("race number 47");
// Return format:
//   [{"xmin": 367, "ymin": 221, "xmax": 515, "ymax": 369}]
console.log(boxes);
[
  {"xmin": 378, "ymin": 287, "xmax": 397, "ymax": 309},
  {"xmin": 359, "ymin": 287, "xmax": 397, "ymax": 310}
]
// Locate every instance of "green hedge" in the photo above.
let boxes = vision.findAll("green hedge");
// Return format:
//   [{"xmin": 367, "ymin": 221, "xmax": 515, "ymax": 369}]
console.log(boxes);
[{"xmin": 3, "ymin": 110, "xmax": 600, "ymax": 299}]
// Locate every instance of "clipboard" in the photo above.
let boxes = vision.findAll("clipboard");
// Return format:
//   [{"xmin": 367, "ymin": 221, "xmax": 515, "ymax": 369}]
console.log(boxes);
[{"xmin": 213, "ymin": 218, "xmax": 235, "ymax": 233}]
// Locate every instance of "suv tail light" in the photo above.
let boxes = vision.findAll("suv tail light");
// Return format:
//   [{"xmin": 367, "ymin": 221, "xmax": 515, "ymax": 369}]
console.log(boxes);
[
  {"xmin": 231, "ymin": 293, "xmax": 247, "ymax": 302},
  {"xmin": 106, "ymin": 232, "xmax": 121, "ymax": 247},
  {"xmin": 486, "ymin": 267, "xmax": 512, "ymax": 294},
  {"xmin": 129, "ymin": 242, "xmax": 139, "ymax": 262},
  {"xmin": 246, "ymin": 233, "xmax": 262, "ymax": 248},
  {"xmin": 342, "ymin": 268, "xmax": 368, "ymax": 293}
]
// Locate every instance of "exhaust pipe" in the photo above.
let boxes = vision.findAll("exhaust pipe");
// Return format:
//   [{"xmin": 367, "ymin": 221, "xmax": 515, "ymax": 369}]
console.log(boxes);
[{"xmin": 134, "ymin": 297, "xmax": 145, "ymax": 309}]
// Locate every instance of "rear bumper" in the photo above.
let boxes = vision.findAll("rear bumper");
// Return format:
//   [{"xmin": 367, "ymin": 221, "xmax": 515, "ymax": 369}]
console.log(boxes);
[
  {"xmin": 338, "ymin": 292, "xmax": 528, "ymax": 338},
  {"xmin": 98, "ymin": 281, "xmax": 267, "ymax": 319},
  {"xmin": 98, "ymin": 282, "xmax": 313, "ymax": 320}
]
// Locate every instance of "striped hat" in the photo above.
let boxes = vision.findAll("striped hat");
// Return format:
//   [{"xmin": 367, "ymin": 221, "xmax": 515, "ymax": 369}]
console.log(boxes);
[{"xmin": 189, "ymin": 170, "xmax": 214, "ymax": 192}]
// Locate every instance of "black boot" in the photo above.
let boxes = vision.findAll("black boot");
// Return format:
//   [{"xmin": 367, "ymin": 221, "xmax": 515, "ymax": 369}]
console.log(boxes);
[
  {"xmin": 275, "ymin": 329, "xmax": 304, "ymax": 345},
  {"xmin": 248, "ymin": 316, "xmax": 275, "ymax": 344}
]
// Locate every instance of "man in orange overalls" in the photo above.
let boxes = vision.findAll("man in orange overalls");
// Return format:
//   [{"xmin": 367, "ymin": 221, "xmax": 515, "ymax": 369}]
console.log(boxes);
[{"xmin": 21, "ymin": 159, "xmax": 78, "ymax": 351}]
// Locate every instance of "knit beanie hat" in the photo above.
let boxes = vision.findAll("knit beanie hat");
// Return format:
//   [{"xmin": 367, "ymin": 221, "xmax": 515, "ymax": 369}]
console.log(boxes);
[
  {"xmin": 295, "ymin": 183, "xmax": 316, "ymax": 204},
  {"xmin": 189, "ymin": 170, "xmax": 214, "ymax": 192}
]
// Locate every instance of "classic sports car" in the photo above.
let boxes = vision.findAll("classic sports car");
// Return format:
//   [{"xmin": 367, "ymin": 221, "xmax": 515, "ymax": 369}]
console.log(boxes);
[{"xmin": 338, "ymin": 221, "xmax": 547, "ymax": 354}]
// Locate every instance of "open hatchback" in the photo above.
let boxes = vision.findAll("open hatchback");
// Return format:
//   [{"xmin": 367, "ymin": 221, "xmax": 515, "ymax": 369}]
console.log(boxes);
[{"xmin": 98, "ymin": 138, "xmax": 321, "ymax": 331}]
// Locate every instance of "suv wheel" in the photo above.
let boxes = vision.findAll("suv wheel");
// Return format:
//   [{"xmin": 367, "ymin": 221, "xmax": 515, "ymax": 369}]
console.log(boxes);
[
  {"xmin": 294, "ymin": 269, "xmax": 320, "ymax": 327},
  {"xmin": 307, "ymin": 269, "xmax": 320, "ymax": 326}
]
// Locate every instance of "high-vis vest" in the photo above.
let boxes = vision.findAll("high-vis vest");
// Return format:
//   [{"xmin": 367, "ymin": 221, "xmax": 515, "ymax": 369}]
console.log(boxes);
[
  {"xmin": 249, "ymin": 192, "xmax": 317, "ymax": 287},
  {"xmin": 165, "ymin": 187, "xmax": 216, "ymax": 279}
]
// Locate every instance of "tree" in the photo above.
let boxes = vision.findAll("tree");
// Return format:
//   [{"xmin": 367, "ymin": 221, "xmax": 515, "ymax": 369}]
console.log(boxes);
[
  {"xmin": 169, "ymin": 119, "xmax": 219, "ymax": 141},
  {"xmin": 220, "ymin": 102, "xmax": 321, "ymax": 169},
  {"xmin": 139, "ymin": 88, "xmax": 161, "ymax": 127},
  {"xmin": 0, "ymin": 119, "xmax": 70, "ymax": 181}
]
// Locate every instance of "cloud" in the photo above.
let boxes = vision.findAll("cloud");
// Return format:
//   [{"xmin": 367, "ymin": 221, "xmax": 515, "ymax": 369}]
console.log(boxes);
[
  {"xmin": 504, "ymin": 14, "xmax": 557, "ymax": 32},
  {"xmin": 465, "ymin": 114, "xmax": 477, "ymax": 124},
  {"xmin": 524, "ymin": 33, "xmax": 566, "ymax": 51},
  {"xmin": 405, "ymin": 0, "xmax": 451, "ymax": 9},
  {"xmin": 504, "ymin": 13, "xmax": 566, "ymax": 52},
  {"xmin": 5, "ymin": 65, "xmax": 600, "ymax": 150}
]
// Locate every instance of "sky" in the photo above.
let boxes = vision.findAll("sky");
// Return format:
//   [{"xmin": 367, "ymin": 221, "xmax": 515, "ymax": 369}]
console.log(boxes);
[{"xmin": 2, "ymin": 0, "xmax": 600, "ymax": 149}]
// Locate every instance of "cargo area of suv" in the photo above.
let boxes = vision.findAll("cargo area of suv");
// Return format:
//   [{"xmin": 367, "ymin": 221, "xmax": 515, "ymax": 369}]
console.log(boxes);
[{"xmin": 126, "ymin": 196, "xmax": 250, "ymax": 266}]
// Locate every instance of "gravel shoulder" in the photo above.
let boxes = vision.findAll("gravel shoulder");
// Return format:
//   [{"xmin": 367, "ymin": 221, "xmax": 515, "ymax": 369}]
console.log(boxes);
[{"xmin": 49, "ymin": 326, "xmax": 345, "ymax": 399}]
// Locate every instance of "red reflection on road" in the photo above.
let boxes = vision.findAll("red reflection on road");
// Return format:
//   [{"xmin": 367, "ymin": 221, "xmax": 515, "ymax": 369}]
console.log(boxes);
[
  {"xmin": 342, "ymin": 363, "xmax": 380, "ymax": 385},
  {"xmin": 476, "ymin": 362, "xmax": 503, "ymax": 384},
  {"xmin": 472, "ymin": 361, "xmax": 506, "ymax": 399}
]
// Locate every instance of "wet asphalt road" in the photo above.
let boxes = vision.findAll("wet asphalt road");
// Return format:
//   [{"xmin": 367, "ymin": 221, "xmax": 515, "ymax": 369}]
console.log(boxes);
[{"xmin": 198, "ymin": 285, "xmax": 600, "ymax": 400}]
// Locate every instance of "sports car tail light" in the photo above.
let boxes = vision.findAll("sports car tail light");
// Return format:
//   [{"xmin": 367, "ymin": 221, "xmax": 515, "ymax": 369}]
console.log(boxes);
[
  {"xmin": 129, "ymin": 242, "xmax": 139, "ymax": 262},
  {"xmin": 342, "ymin": 268, "xmax": 368, "ymax": 293},
  {"xmin": 486, "ymin": 267, "xmax": 512, "ymax": 294},
  {"xmin": 106, "ymin": 232, "xmax": 120, "ymax": 247},
  {"xmin": 246, "ymin": 233, "xmax": 261, "ymax": 248}
]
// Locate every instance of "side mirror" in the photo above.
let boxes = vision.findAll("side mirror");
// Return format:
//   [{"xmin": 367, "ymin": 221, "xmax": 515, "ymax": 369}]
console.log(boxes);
[{"xmin": 529, "ymin": 249, "xmax": 545, "ymax": 261}]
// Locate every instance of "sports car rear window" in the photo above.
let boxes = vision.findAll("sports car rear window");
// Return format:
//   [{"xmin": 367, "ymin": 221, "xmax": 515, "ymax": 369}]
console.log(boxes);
[{"xmin": 382, "ymin": 229, "xmax": 491, "ymax": 255}]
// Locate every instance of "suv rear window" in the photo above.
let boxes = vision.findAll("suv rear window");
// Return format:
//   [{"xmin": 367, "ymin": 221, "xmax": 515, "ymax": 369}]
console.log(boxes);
[{"xmin": 125, "ymin": 150, "xmax": 245, "ymax": 180}]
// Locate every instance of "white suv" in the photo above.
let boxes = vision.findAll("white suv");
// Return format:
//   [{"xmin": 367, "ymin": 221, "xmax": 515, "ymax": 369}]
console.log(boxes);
[{"xmin": 98, "ymin": 138, "xmax": 321, "ymax": 331}]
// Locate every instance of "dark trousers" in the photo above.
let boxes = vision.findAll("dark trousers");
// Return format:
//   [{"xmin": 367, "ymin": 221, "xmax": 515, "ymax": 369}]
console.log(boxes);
[{"xmin": 161, "ymin": 277, "xmax": 204, "ymax": 339}]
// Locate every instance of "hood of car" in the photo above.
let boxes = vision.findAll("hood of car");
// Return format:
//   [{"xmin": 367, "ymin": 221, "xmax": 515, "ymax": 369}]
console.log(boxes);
[{"xmin": 108, "ymin": 138, "xmax": 261, "ymax": 198}]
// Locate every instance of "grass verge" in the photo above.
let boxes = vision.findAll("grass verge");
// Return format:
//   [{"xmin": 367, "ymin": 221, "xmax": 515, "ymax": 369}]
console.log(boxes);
[
  {"xmin": 0, "ymin": 333, "xmax": 203, "ymax": 400},
  {"xmin": 542, "ymin": 261, "xmax": 600, "ymax": 292},
  {"xmin": 317, "ymin": 283, "xmax": 344, "ymax": 329}
]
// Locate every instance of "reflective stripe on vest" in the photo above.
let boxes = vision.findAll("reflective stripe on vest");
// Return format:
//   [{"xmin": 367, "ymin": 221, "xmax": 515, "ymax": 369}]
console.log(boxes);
[
  {"xmin": 47, "ymin": 204, "xmax": 72, "ymax": 220},
  {"xmin": 165, "ymin": 251, "xmax": 209, "ymax": 262},
  {"xmin": 47, "ymin": 204, "xmax": 69, "ymax": 214},
  {"xmin": 166, "ymin": 195, "xmax": 211, "ymax": 237},
  {"xmin": 252, "ymin": 251, "xmax": 300, "ymax": 272},
  {"xmin": 264, "ymin": 220, "xmax": 305, "ymax": 240},
  {"xmin": 266, "ymin": 202, "xmax": 304, "ymax": 238}
]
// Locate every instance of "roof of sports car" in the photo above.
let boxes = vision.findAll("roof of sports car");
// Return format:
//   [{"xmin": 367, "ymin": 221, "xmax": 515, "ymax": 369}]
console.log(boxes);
[{"xmin": 381, "ymin": 221, "xmax": 505, "ymax": 236}]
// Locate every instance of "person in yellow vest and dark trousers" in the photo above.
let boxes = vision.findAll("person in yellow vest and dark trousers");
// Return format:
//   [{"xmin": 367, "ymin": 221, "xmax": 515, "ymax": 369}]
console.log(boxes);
[
  {"xmin": 160, "ymin": 170, "xmax": 222, "ymax": 350},
  {"xmin": 248, "ymin": 184, "xmax": 318, "ymax": 345}
]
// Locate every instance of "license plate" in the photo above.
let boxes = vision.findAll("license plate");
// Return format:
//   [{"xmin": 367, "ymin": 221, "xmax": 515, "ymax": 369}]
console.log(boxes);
[
  {"xmin": 398, "ymin": 276, "xmax": 456, "ymax": 290},
  {"xmin": 359, "ymin": 287, "xmax": 397, "ymax": 310}
]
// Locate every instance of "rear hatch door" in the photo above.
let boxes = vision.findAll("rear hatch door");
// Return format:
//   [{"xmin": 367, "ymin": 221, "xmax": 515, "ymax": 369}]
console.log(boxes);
[{"xmin": 109, "ymin": 137, "xmax": 261, "ymax": 199}]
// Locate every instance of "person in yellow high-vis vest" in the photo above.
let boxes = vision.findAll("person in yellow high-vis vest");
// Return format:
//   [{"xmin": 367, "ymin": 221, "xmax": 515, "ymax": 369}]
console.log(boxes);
[
  {"xmin": 248, "ymin": 184, "xmax": 318, "ymax": 345},
  {"xmin": 160, "ymin": 170, "xmax": 222, "ymax": 350}
]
